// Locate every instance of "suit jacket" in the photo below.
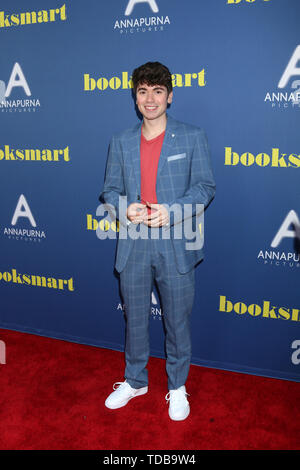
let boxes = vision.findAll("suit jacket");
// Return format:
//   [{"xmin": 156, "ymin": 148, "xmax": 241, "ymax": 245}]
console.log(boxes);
[{"xmin": 100, "ymin": 114, "xmax": 216, "ymax": 274}]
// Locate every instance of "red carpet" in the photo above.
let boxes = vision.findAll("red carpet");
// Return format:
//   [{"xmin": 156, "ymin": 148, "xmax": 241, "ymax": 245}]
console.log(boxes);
[{"xmin": 0, "ymin": 328, "xmax": 299, "ymax": 450}]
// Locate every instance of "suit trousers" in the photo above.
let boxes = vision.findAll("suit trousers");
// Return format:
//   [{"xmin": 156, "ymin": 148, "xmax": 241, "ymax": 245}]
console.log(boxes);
[{"xmin": 119, "ymin": 226, "xmax": 195, "ymax": 391}]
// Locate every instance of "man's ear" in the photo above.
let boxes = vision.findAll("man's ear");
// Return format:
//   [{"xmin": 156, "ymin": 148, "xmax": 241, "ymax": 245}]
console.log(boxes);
[{"xmin": 167, "ymin": 91, "xmax": 173, "ymax": 104}]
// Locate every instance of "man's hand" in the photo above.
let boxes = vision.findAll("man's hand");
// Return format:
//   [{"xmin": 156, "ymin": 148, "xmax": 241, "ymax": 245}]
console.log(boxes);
[
  {"xmin": 143, "ymin": 202, "xmax": 169, "ymax": 227},
  {"xmin": 127, "ymin": 202, "xmax": 147, "ymax": 224}
]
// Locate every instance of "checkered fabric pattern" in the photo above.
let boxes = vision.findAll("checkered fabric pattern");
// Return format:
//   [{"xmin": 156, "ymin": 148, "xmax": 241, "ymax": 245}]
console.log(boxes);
[
  {"xmin": 100, "ymin": 115, "xmax": 215, "ymax": 389},
  {"xmin": 100, "ymin": 115, "xmax": 216, "ymax": 274},
  {"xmin": 120, "ymin": 231, "xmax": 195, "ymax": 390}
]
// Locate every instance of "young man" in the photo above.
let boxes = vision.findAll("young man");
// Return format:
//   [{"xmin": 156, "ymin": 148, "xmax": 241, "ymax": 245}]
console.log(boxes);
[{"xmin": 100, "ymin": 62, "xmax": 215, "ymax": 421}]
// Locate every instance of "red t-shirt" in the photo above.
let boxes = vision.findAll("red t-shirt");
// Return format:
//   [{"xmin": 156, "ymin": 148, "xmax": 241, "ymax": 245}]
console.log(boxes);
[{"xmin": 140, "ymin": 129, "xmax": 165, "ymax": 215}]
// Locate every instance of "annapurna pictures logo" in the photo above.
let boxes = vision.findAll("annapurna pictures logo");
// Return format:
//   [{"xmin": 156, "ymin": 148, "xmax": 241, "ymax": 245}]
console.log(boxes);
[
  {"xmin": 257, "ymin": 210, "xmax": 300, "ymax": 268},
  {"xmin": 264, "ymin": 46, "xmax": 300, "ymax": 109},
  {"xmin": 0, "ymin": 62, "xmax": 41, "ymax": 113},
  {"xmin": 114, "ymin": 0, "xmax": 170, "ymax": 35},
  {"xmin": 117, "ymin": 291, "xmax": 162, "ymax": 320},
  {"xmin": 3, "ymin": 194, "xmax": 46, "ymax": 242}
]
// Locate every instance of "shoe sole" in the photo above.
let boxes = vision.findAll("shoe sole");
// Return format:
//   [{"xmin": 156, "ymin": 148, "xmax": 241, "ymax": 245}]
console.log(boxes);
[
  {"xmin": 105, "ymin": 386, "xmax": 148, "ymax": 410},
  {"xmin": 169, "ymin": 404, "xmax": 190, "ymax": 421}
]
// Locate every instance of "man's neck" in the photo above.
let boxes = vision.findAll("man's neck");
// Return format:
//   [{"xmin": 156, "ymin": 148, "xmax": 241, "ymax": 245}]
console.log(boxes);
[{"xmin": 142, "ymin": 114, "xmax": 167, "ymax": 140}]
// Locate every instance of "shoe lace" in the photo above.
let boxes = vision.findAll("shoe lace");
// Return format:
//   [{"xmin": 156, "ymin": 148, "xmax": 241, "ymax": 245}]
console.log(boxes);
[
  {"xmin": 165, "ymin": 389, "xmax": 190, "ymax": 405},
  {"xmin": 113, "ymin": 381, "xmax": 128, "ymax": 391}
]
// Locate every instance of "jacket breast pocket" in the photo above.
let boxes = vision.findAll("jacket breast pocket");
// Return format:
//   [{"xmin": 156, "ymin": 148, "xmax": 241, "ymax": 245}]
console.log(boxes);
[{"xmin": 167, "ymin": 153, "xmax": 187, "ymax": 162}]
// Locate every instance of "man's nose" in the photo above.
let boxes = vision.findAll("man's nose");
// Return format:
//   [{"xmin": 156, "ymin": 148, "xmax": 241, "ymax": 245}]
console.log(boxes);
[{"xmin": 146, "ymin": 92, "xmax": 154, "ymax": 102}]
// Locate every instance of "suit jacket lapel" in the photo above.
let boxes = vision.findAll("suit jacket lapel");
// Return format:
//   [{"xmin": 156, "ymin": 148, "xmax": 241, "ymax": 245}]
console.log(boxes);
[
  {"xmin": 128, "ymin": 121, "xmax": 142, "ymax": 197},
  {"xmin": 156, "ymin": 115, "xmax": 177, "ymax": 180}
]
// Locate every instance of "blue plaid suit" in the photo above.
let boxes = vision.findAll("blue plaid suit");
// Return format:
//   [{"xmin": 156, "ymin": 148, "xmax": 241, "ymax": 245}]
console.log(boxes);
[{"xmin": 100, "ymin": 115, "xmax": 215, "ymax": 390}]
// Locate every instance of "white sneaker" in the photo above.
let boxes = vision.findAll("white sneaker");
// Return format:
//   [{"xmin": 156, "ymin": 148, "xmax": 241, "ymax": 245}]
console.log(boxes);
[
  {"xmin": 105, "ymin": 381, "xmax": 148, "ymax": 409},
  {"xmin": 165, "ymin": 385, "xmax": 190, "ymax": 421}
]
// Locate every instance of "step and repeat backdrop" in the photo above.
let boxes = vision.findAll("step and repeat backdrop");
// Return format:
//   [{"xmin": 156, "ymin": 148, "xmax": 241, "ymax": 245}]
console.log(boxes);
[{"xmin": 0, "ymin": 0, "xmax": 299, "ymax": 382}]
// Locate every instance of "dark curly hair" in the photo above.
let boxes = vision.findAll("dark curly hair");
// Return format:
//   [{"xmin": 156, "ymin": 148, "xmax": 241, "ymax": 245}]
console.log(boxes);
[{"xmin": 132, "ymin": 62, "xmax": 173, "ymax": 95}]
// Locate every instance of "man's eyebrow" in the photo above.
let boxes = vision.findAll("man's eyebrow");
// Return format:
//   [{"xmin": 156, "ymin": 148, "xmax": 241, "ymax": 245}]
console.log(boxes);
[{"xmin": 137, "ymin": 85, "xmax": 165, "ymax": 91}]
